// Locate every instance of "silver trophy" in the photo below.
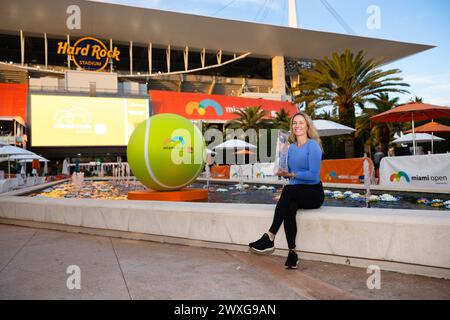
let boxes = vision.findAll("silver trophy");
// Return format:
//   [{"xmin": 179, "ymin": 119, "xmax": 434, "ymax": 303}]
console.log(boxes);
[{"xmin": 274, "ymin": 130, "xmax": 290, "ymax": 175}]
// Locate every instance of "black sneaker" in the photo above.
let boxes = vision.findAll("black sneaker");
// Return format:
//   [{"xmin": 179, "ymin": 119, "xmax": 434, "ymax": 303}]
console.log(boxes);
[
  {"xmin": 285, "ymin": 250, "xmax": 299, "ymax": 269},
  {"xmin": 249, "ymin": 233, "xmax": 275, "ymax": 254}
]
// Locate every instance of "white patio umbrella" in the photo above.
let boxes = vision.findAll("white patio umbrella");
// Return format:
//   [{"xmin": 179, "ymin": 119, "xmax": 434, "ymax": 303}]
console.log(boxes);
[
  {"xmin": 0, "ymin": 145, "xmax": 35, "ymax": 177},
  {"xmin": 62, "ymin": 158, "xmax": 69, "ymax": 175},
  {"xmin": 392, "ymin": 133, "xmax": 445, "ymax": 144},
  {"xmin": 213, "ymin": 139, "xmax": 257, "ymax": 150},
  {"xmin": 0, "ymin": 145, "xmax": 34, "ymax": 156},
  {"xmin": 8, "ymin": 154, "xmax": 49, "ymax": 162},
  {"xmin": 312, "ymin": 120, "xmax": 355, "ymax": 137},
  {"xmin": 10, "ymin": 155, "xmax": 48, "ymax": 177},
  {"xmin": 43, "ymin": 161, "xmax": 48, "ymax": 175},
  {"xmin": 213, "ymin": 139, "xmax": 257, "ymax": 165}
]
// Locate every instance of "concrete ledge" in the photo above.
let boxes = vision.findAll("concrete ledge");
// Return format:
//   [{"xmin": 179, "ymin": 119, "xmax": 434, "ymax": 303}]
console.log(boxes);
[{"xmin": 0, "ymin": 195, "xmax": 449, "ymax": 279}]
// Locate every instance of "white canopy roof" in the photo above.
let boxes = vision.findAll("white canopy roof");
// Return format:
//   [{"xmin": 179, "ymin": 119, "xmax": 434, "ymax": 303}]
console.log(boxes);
[
  {"xmin": 313, "ymin": 120, "xmax": 355, "ymax": 137},
  {"xmin": 0, "ymin": 145, "xmax": 34, "ymax": 156},
  {"xmin": 213, "ymin": 139, "xmax": 257, "ymax": 150},
  {"xmin": 8, "ymin": 154, "xmax": 49, "ymax": 162},
  {"xmin": 392, "ymin": 133, "xmax": 445, "ymax": 144}
]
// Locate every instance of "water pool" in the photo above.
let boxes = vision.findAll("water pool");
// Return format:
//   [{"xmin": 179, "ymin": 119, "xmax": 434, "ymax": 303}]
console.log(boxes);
[{"xmin": 24, "ymin": 180, "xmax": 450, "ymax": 211}]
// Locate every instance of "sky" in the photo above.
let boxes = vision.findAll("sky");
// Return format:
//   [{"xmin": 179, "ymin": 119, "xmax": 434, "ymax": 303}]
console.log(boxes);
[{"xmin": 90, "ymin": 0, "xmax": 450, "ymax": 107}]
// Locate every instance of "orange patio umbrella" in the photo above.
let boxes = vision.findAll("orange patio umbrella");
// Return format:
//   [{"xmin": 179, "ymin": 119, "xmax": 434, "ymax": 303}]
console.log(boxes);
[
  {"xmin": 370, "ymin": 102, "xmax": 450, "ymax": 155},
  {"xmin": 233, "ymin": 149, "xmax": 256, "ymax": 155},
  {"xmin": 404, "ymin": 121, "xmax": 450, "ymax": 133},
  {"xmin": 405, "ymin": 121, "xmax": 450, "ymax": 154}
]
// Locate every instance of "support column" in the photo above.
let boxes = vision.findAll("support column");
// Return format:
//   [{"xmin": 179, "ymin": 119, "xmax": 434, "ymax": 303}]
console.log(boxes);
[
  {"xmin": 184, "ymin": 46, "xmax": 188, "ymax": 71},
  {"xmin": 110, "ymin": 39, "xmax": 113, "ymax": 72},
  {"xmin": 20, "ymin": 30, "xmax": 24, "ymax": 66},
  {"xmin": 44, "ymin": 32, "xmax": 48, "ymax": 68},
  {"xmin": 166, "ymin": 45, "xmax": 171, "ymax": 73},
  {"xmin": 216, "ymin": 49, "xmax": 222, "ymax": 64},
  {"xmin": 288, "ymin": 0, "xmax": 298, "ymax": 28},
  {"xmin": 129, "ymin": 40, "xmax": 133, "ymax": 75},
  {"xmin": 66, "ymin": 35, "xmax": 71, "ymax": 68},
  {"xmin": 208, "ymin": 76, "xmax": 216, "ymax": 95},
  {"xmin": 200, "ymin": 48, "xmax": 206, "ymax": 68},
  {"xmin": 272, "ymin": 56, "xmax": 286, "ymax": 95},
  {"xmin": 148, "ymin": 43, "xmax": 152, "ymax": 74}
]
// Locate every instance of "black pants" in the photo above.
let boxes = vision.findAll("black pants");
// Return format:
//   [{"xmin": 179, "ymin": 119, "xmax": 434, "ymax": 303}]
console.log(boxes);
[{"xmin": 269, "ymin": 182, "xmax": 324, "ymax": 249}]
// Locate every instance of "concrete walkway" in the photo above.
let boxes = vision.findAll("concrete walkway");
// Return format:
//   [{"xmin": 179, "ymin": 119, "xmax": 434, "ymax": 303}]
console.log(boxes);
[{"xmin": 0, "ymin": 224, "xmax": 449, "ymax": 300}]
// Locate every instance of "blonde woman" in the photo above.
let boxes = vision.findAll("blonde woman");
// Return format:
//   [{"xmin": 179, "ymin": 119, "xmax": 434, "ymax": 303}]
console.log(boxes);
[{"xmin": 249, "ymin": 112, "xmax": 324, "ymax": 269}]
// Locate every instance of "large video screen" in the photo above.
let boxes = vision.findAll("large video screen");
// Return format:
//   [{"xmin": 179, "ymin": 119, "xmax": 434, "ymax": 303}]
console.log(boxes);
[{"xmin": 31, "ymin": 95, "xmax": 149, "ymax": 147}]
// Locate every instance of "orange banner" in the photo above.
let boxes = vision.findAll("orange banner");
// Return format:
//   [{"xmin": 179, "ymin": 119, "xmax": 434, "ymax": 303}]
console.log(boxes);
[
  {"xmin": 149, "ymin": 90, "xmax": 297, "ymax": 121},
  {"xmin": 210, "ymin": 165, "xmax": 230, "ymax": 179},
  {"xmin": 320, "ymin": 157, "xmax": 374, "ymax": 184},
  {"xmin": 0, "ymin": 83, "xmax": 28, "ymax": 121}
]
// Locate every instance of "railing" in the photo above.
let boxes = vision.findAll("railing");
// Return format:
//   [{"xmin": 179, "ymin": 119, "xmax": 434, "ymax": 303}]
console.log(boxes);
[
  {"xmin": 28, "ymin": 85, "xmax": 148, "ymax": 97},
  {"xmin": 0, "ymin": 136, "xmax": 16, "ymax": 144}
]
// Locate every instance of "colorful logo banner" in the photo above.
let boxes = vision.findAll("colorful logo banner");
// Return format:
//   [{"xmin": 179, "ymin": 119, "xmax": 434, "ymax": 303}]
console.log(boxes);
[{"xmin": 149, "ymin": 90, "xmax": 297, "ymax": 121}]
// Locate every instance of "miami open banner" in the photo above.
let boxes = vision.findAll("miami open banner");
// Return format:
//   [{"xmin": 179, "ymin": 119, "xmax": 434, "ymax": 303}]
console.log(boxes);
[
  {"xmin": 379, "ymin": 154, "xmax": 450, "ymax": 190},
  {"xmin": 30, "ymin": 95, "xmax": 149, "ymax": 146},
  {"xmin": 149, "ymin": 90, "xmax": 297, "ymax": 121},
  {"xmin": 320, "ymin": 157, "xmax": 374, "ymax": 184}
]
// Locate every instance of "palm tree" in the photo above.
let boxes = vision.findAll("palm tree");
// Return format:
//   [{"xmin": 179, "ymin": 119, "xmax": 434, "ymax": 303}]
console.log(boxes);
[
  {"xmin": 294, "ymin": 49, "xmax": 409, "ymax": 158},
  {"xmin": 225, "ymin": 106, "xmax": 272, "ymax": 132},
  {"xmin": 314, "ymin": 108, "xmax": 339, "ymax": 121},
  {"xmin": 410, "ymin": 96, "xmax": 423, "ymax": 103},
  {"xmin": 273, "ymin": 108, "xmax": 290, "ymax": 131},
  {"xmin": 224, "ymin": 106, "xmax": 272, "ymax": 163},
  {"xmin": 356, "ymin": 93, "xmax": 399, "ymax": 153},
  {"xmin": 201, "ymin": 121, "xmax": 220, "ymax": 134}
]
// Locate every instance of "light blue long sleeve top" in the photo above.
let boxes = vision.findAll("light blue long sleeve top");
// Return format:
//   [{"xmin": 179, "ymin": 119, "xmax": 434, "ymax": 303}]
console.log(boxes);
[{"xmin": 288, "ymin": 139, "xmax": 322, "ymax": 185}]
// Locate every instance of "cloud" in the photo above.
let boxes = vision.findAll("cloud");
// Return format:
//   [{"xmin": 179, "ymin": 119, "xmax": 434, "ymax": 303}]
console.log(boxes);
[
  {"xmin": 402, "ymin": 74, "xmax": 436, "ymax": 86},
  {"xmin": 402, "ymin": 73, "xmax": 450, "ymax": 106},
  {"xmin": 427, "ymin": 97, "xmax": 450, "ymax": 106}
]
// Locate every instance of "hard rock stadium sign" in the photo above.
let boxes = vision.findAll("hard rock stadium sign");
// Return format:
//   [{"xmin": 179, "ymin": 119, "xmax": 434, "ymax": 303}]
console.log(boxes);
[{"xmin": 57, "ymin": 36, "xmax": 120, "ymax": 72}]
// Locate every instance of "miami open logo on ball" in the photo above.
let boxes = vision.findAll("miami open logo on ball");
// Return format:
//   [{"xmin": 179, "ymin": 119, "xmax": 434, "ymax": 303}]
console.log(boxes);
[
  {"xmin": 163, "ymin": 136, "xmax": 193, "ymax": 155},
  {"xmin": 127, "ymin": 114, "xmax": 206, "ymax": 191}
]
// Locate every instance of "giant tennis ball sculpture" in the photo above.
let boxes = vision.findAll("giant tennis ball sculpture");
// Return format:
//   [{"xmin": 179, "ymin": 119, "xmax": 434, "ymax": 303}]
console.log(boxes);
[{"xmin": 127, "ymin": 114, "xmax": 206, "ymax": 191}]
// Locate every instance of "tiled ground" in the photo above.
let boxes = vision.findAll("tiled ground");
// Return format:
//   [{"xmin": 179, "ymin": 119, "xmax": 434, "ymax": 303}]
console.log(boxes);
[{"xmin": 0, "ymin": 224, "xmax": 449, "ymax": 300}]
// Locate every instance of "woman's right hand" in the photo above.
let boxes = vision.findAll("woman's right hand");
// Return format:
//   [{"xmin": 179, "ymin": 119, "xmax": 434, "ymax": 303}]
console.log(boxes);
[
  {"xmin": 276, "ymin": 170, "xmax": 293, "ymax": 178},
  {"xmin": 275, "ymin": 170, "xmax": 285, "ymax": 177}
]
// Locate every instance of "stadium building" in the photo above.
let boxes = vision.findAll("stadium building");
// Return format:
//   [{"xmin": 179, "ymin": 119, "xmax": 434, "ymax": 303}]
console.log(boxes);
[{"xmin": 0, "ymin": 0, "xmax": 433, "ymax": 162}]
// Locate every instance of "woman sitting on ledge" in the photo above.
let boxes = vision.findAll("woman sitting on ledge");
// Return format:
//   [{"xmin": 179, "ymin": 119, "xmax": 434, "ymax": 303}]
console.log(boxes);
[{"xmin": 249, "ymin": 112, "xmax": 324, "ymax": 269}]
